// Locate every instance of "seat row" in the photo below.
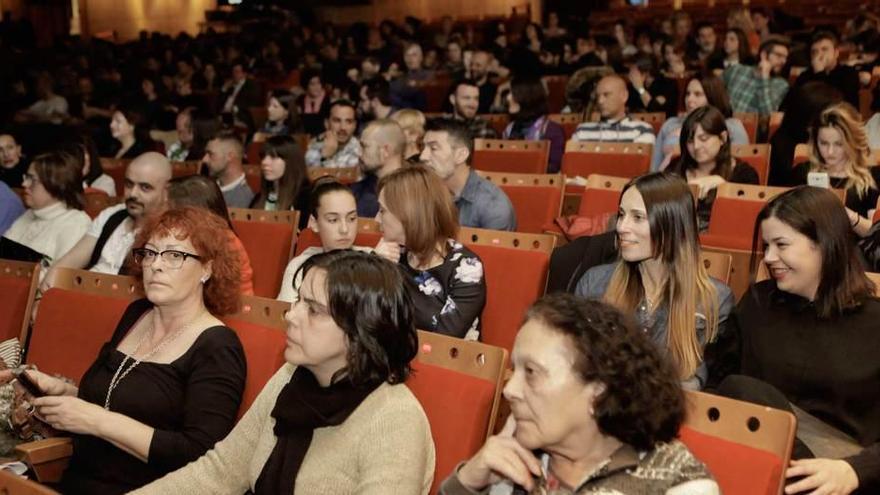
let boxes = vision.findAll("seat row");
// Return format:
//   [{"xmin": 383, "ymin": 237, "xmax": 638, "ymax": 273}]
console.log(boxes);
[{"xmin": 0, "ymin": 261, "xmax": 802, "ymax": 495}]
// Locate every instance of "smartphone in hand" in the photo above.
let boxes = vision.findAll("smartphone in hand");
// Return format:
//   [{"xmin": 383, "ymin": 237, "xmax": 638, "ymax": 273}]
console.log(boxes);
[
  {"xmin": 808, "ymin": 171, "xmax": 831, "ymax": 189},
  {"xmin": 15, "ymin": 370, "xmax": 45, "ymax": 398}
]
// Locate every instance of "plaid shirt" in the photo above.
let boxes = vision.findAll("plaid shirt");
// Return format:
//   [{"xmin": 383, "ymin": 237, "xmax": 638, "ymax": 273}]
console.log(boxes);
[
  {"xmin": 304, "ymin": 136, "xmax": 362, "ymax": 168},
  {"xmin": 723, "ymin": 64, "xmax": 789, "ymax": 115},
  {"xmin": 447, "ymin": 113, "xmax": 498, "ymax": 139}
]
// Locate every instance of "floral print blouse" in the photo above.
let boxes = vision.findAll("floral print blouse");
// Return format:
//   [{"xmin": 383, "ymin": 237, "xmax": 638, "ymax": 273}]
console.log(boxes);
[{"xmin": 398, "ymin": 239, "xmax": 487, "ymax": 340}]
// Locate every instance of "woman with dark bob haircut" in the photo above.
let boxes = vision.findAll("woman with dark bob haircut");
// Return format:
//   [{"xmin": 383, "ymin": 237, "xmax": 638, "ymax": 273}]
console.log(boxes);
[
  {"xmin": 711, "ymin": 186, "xmax": 880, "ymax": 495},
  {"xmin": 441, "ymin": 294, "xmax": 718, "ymax": 494},
  {"xmin": 133, "ymin": 250, "xmax": 436, "ymax": 495},
  {"xmin": 24, "ymin": 206, "xmax": 247, "ymax": 494}
]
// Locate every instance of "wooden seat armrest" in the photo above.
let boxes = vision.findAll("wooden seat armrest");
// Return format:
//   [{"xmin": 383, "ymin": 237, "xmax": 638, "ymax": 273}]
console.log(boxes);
[{"xmin": 16, "ymin": 437, "xmax": 73, "ymax": 483}]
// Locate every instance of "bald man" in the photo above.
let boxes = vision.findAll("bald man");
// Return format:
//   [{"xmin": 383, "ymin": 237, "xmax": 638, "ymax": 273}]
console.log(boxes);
[
  {"xmin": 351, "ymin": 119, "xmax": 406, "ymax": 216},
  {"xmin": 572, "ymin": 75, "xmax": 655, "ymax": 144},
  {"xmin": 43, "ymin": 152, "xmax": 172, "ymax": 285},
  {"xmin": 201, "ymin": 132, "xmax": 253, "ymax": 208}
]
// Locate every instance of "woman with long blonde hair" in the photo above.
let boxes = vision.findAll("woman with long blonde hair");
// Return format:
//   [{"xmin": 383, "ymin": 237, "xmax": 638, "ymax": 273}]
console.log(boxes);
[
  {"xmin": 791, "ymin": 102, "xmax": 880, "ymax": 237},
  {"xmin": 575, "ymin": 172, "xmax": 734, "ymax": 388}
]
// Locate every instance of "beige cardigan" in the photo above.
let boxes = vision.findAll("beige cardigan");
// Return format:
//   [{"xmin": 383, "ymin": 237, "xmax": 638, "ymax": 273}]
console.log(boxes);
[{"xmin": 131, "ymin": 363, "xmax": 435, "ymax": 494}]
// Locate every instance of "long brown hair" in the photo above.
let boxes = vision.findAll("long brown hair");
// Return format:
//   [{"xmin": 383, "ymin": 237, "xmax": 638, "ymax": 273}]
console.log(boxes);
[
  {"xmin": 604, "ymin": 173, "xmax": 720, "ymax": 380},
  {"xmin": 377, "ymin": 165, "xmax": 458, "ymax": 266},
  {"xmin": 751, "ymin": 186, "xmax": 875, "ymax": 317},
  {"xmin": 252, "ymin": 135, "xmax": 308, "ymax": 211},
  {"xmin": 671, "ymin": 105, "xmax": 733, "ymax": 179}
]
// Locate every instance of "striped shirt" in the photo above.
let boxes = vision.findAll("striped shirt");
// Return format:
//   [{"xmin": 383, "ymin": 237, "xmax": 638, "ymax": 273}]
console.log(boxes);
[{"xmin": 572, "ymin": 116, "xmax": 656, "ymax": 144}]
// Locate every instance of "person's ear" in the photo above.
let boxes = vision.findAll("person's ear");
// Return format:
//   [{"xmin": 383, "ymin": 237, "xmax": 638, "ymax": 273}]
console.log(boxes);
[
  {"xmin": 308, "ymin": 214, "xmax": 319, "ymax": 233},
  {"xmin": 200, "ymin": 260, "xmax": 213, "ymax": 284},
  {"xmin": 453, "ymin": 145, "xmax": 470, "ymax": 166},
  {"xmin": 720, "ymin": 130, "xmax": 729, "ymax": 144}
]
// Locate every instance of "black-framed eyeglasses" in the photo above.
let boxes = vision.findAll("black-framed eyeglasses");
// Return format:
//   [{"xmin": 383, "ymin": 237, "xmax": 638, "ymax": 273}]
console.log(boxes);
[{"xmin": 132, "ymin": 248, "xmax": 202, "ymax": 269}]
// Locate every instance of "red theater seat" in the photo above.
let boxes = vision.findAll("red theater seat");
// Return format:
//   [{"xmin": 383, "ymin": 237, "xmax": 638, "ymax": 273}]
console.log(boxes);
[
  {"xmin": 221, "ymin": 295, "xmax": 288, "ymax": 417},
  {"xmin": 458, "ymin": 228, "xmax": 553, "ymax": 352},
  {"xmin": 473, "ymin": 139, "xmax": 550, "ymax": 174},
  {"xmin": 0, "ymin": 259, "xmax": 39, "ymax": 344},
  {"xmin": 681, "ymin": 390, "xmax": 796, "ymax": 495},
  {"xmin": 228, "ymin": 208, "xmax": 299, "ymax": 298},
  {"xmin": 562, "ymin": 141, "xmax": 652, "ymax": 179},
  {"xmin": 407, "ymin": 331, "xmax": 507, "ymax": 495},
  {"xmin": 478, "ymin": 172, "xmax": 564, "ymax": 234}
]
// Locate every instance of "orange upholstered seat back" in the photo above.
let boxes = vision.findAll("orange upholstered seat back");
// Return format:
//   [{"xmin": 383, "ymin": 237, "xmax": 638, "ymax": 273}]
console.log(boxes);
[
  {"xmin": 679, "ymin": 427, "xmax": 783, "ymax": 495},
  {"xmin": 222, "ymin": 318, "xmax": 286, "ymax": 417},
  {"xmin": 562, "ymin": 151, "xmax": 650, "ymax": 178},
  {"xmin": 28, "ymin": 289, "xmax": 129, "ymax": 382},
  {"xmin": 407, "ymin": 362, "xmax": 497, "ymax": 494},
  {"xmin": 499, "ymin": 185, "xmax": 562, "ymax": 234},
  {"xmin": 467, "ymin": 244, "xmax": 549, "ymax": 352},
  {"xmin": 232, "ymin": 220, "xmax": 293, "ymax": 297}
]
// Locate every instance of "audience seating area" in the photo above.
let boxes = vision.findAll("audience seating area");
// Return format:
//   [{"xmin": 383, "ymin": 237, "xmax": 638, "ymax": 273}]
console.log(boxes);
[
  {"xmin": 10, "ymin": 267, "xmax": 509, "ymax": 495},
  {"xmin": 9, "ymin": 1, "xmax": 880, "ymax": 492}
]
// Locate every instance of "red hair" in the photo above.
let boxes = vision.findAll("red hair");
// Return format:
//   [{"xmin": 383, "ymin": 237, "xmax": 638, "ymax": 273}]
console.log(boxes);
[{"xmin": 132, "ymin": 206, "xmax": 242, "ymax": 315}]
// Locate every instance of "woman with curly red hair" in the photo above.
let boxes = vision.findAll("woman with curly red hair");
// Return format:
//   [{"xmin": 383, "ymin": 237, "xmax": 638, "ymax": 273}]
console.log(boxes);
[{"xmin": 26, "ymin": 206, "xmax": 247, "ymax": 494}]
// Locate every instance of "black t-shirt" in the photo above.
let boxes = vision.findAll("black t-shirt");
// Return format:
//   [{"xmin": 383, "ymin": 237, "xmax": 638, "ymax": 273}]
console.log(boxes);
[
  {"xmin": 62, "ymin": 299, "xmax": 246, "ymax": 495},
  {"xmin": 790, "ymin": 162, "xmax": 880, "ymax": 217}
]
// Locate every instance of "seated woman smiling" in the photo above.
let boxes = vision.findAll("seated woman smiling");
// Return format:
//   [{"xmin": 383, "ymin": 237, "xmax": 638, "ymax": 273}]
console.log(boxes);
[
  {"xmin": 576, "ymin": 172, "xmax": 734, "ymax": 389},
  {"xmin": 441, "ymin": 294, "xmax": 718, "ymax": 494},
  {"xmin": 712, "ymin": 186, "xmax": 880, "ymax": 495},
  {"xmin": 132, "ymin": 250, "xmax": 435, "ymax": 495},
  {"xmin": 27, "ymin": 206, "xmax": 246, "ymax": 494}
]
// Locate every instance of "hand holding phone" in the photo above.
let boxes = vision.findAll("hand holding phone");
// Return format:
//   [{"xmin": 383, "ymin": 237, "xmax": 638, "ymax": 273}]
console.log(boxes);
[
  {"xmin": 14, "ymin": 370, "xmax": 45, "ymax": 398},
  {"xmin": 808, "ymin": 171, "xmax": 831, "ymax": 189}
]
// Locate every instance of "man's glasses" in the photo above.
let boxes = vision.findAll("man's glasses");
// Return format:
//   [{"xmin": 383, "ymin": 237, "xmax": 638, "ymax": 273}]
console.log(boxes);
[{"xmin": 132, "ymin": 248, "xmax": 202, "ymax": 269}]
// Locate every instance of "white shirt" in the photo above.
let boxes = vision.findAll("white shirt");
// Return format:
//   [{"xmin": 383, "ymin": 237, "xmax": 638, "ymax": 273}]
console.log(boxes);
[
  {"xmin": 3, "ymin": 202, "xmax": 90, "ymax": 265},
  {"xmin": 218, "ymin": 173, "xmax": 247, "ymax": 193},
  {"xmin": 84, "ymin": 173, "xmax": 117, "ymax": 197},
  {"xmin": 277, "ymin": 245, "xmax": 372, "ymax": 302},
  {"xmin": 27, "ymin": 95, "xmax": 69, "ymax": 123},
  {"xmin": 223, "ymin": 79, "xmax": 246, "ymax": 113},
  {"xmin": 85, "ymin": 204, "xmax": 136, "ymax": 274}
]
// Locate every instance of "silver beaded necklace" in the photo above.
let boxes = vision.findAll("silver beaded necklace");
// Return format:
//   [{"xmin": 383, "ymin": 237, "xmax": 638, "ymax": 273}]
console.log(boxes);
[{"xmin": 103, "ymin": 311, "xmax": 202, "ymax": 410}]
